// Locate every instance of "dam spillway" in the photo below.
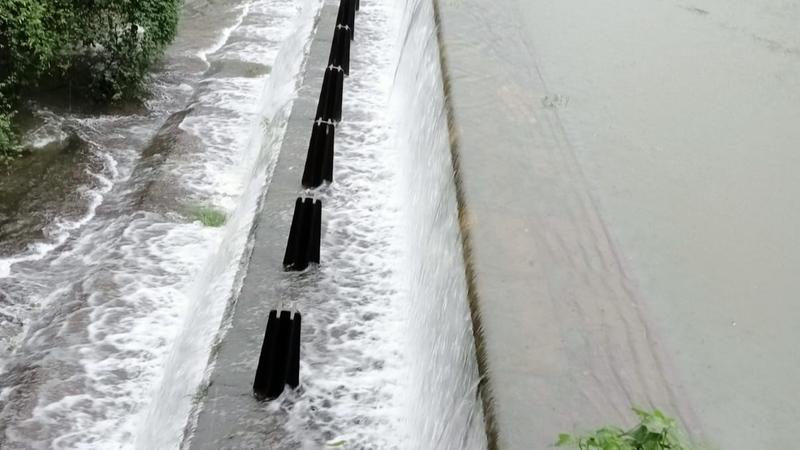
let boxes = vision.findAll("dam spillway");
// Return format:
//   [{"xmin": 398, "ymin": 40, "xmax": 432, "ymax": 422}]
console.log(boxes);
[
  {"xmin": 5, "ymin": 0, "xmax": 797, "ymax": 448},
  {"xmin": 184, "ymin": 1, "xmax": 487, "ymax": 448}
]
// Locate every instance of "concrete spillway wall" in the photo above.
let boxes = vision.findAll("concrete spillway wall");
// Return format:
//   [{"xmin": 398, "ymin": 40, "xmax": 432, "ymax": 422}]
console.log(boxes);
[{"xmin": 186, "ymin": 0, "xmax": 488, "ymax": 448}]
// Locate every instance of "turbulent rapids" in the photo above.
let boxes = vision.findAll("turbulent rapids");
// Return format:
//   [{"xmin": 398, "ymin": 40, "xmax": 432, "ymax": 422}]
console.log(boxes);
[{"xmin": 0, "ymin": 0, "xmax": 487, "ymax": 448}]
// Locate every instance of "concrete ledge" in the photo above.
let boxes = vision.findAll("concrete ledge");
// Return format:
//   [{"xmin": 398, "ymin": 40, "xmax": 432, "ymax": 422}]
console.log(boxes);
[{"xmin": 187, "ymin": 4, "xmax": 338, "ymax": 449}]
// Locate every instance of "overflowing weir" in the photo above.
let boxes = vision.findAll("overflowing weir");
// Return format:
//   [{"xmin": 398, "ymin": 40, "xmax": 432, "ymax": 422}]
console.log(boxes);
[
  {"xmin": 188, "ymin": 0, "xmax": 487, "ymax": 448},
  {"xmin": 0, "ymin": 0, "xmax": 488, "ymax": 448}
]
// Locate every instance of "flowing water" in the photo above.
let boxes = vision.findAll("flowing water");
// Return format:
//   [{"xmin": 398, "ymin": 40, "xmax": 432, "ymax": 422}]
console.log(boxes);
[
  {"xmin": 0, "ymin": 0, "xmax": 325, "ymax": 447},
  {"xmin": 392, "ymin": 1, "xmax": 487, "ymax": 447},
  {"xmin": 1, "ymin": 0, "xmax": 487, "ymax": 448},
  {"xmin": 187, "ymin": 0, "xmax": 487, "ymax": 448},
  {"xmin": 500, "ymin": 0, "xmax": 800, "ymax": 448}
]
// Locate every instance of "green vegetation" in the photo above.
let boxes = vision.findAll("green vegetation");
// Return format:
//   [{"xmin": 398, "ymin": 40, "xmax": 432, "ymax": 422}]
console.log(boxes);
[
  {"xmin": 557, "ymin": 409, "xmax": 696, "ymax": 450},
  {"xmin": 0, "ymin": 111, "xmax": 21, "ymax": 164},
  {"xmin": 0, "ymin": 0, "xmax": 181, "ymax": 159},
  {"xmin": 188, "ymin": 206, "xmax": 227, "ymax": 227}
]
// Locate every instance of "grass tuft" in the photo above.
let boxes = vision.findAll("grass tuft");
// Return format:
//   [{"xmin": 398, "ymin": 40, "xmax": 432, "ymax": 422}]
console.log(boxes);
[{"xmin": 188, "ymin": 206, "xmax": 227, "ymax": 227}]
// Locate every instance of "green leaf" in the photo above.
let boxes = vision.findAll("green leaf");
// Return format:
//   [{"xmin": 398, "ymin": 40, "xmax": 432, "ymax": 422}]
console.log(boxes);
[
  {"xmin": 557, "ymin": 433, "xmax": 573, "ymax": 446},
  {"xmin": 556, "ymin": 408, "xmax": 694, "ymax": 450}
]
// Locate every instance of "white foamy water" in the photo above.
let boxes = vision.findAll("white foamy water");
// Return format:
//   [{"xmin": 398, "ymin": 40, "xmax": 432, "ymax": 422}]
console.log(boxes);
[
  {"xmin": 135, "ymin": 1, "xmax": 324, "ymax": 448},
  {"xmin": 187, "ymin": 0, "xmax": 487, "ymax": 448},
  {"xmin": 0, "ymin": 0, "xmax": 322, "ymax": 448},
  {"xmin": 391, "ymin": 0, "xmax": 487, "ymax": 447}
]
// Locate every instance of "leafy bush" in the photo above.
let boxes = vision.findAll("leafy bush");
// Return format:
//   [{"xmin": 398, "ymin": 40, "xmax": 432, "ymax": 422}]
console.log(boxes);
[
  {"xmin": 1, "ymin": 0, "xmax": 54, "ymax": 159},
  {"xmin": 0, "ymin": 0, "xmax": 180, "ymax": 157},
  {"xmin": 0, "ymin": 0, "xmax": 54, "ymax": 85},
  {"xmin": 46, "ymin": 0, "xmax": 180, "ymax": 101},
  {"xmin": 557, "ymin": 409, "xmax": 695, "ymax": 450}
]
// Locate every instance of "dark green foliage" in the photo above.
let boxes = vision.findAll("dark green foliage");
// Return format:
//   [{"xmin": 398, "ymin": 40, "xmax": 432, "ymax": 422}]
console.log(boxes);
[
  {"xmin": 0, "ymin": 0, "xmax": 180, "ymax": 158},
  {"xmin": 0, "ymin": 0, "xmax": 54, "ymax": 86},
  {"xmin": 557, "ymin": 409, "xmax": 697, "ymax": 450},
  {"xmin": 0, "ymin": 110, "xmax": 21, "ymax": 165},
  {"xmin": 1, "ymin": 0, "xmax": 54, "ymax": 160},
  {"xmin": 46, "ymin": 0, "xmax": 180, "ymax": 101}
]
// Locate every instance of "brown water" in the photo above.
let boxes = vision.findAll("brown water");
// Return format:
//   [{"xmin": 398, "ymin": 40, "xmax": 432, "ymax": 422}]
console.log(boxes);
[{"xmin": 513, "ymin": 0, "xmax": 800, "ymax": 448}]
